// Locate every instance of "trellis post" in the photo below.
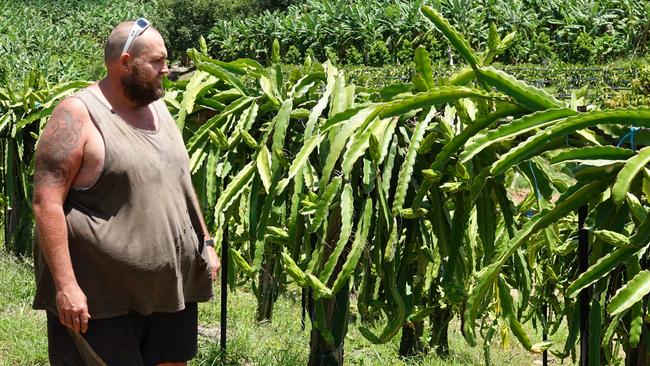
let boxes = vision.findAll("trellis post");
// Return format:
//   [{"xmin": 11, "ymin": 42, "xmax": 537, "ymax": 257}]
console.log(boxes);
[
  {"xmin": 220, "ymin": 229, "xmax": 229, "ymax": 361},
  {"xmin": 576, "ymin": 105, "xmax": 590, "ymax": 366}
]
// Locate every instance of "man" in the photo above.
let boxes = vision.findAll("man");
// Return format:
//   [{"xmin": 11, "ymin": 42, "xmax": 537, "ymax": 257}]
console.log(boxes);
[{"xmin": 32, "ymin": 19, "xmax": 220, "ymax": 366}]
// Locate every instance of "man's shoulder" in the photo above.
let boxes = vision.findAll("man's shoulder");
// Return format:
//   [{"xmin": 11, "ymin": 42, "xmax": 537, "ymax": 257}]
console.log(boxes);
[
  {"xmin": 52, "ymin": 92, "xmax": 93, "ymax": 125},
  {"xmin": 48, "ymin": 94, "xmax": 92, "ymax": 136}
]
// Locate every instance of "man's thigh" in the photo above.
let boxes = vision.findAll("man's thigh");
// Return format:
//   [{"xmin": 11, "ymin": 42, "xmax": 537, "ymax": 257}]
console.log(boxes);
[
  {"xmin": 138, "ymin": 303, "xmax": 199, "ymax": 366},
  {"xmin": 46, "ymin": 303, "xmax": 198, "ymax": 366},
  {"xmin": 47, "ymin": 310, "xmax": 143, "ymax": 366}
]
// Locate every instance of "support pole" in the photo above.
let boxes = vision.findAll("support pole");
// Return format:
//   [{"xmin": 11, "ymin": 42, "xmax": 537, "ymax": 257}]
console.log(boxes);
[
  {"xmin": 575, "ymin": 104, "xmax": 590, "ymax": 366},
  {"xmin": 543, "ymin": 300, "xmax": 548, "ymax": 366},
  {"xmin": 220, "ymin": 229, "xmax": 229, "ymax": 360},
  {"xmin": 578, "ymin": 205, "xmax": 590, "ymax": 366},
  {"xmin": 301, "ymin": 288, "xmax": 307, "ymax": 331}
]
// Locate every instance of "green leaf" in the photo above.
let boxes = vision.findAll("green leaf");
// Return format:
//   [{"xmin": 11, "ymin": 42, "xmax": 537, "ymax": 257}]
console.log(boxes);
[
  {"xmin": 461, "ymin": 108, "xmax": 576, "ymax": 163},
  {"xmin": 566, "ymin": 246, "xmax": 643, "ymax": 299},
  {"xmin": 305, "ymin": 62, "xmax": 338, "ymax": 139},
  {"xmin": 393, "ymin": 108, "xmax": 434, "ymax": 215},
  {"xmin": 421, "ymin": 6, "xmax": 479, "ymax": 67},
  {"xmin": 288, "ymin": 135, "xmax": 323, "ymax": 181},
  {"xmin": 589, "ymin": 299, "xmax": 602, "ymax": 366},
  {"xmin": 289, "ymin": 72, "xmax": 326, "ymax": 99},
  {"xmin": 214, "ymin": 161, "xmax": 256, "ymax": 226},
  {"xmin": 256, "ymin": 145, "xmax": 272, "ymax": 194},
  {"xmin": 496, "ymin": 31, "xmax": 517, "ymax": 54},
  {"xmin": 626, "ymin": 193, "xmax": 648, "ymax": 223},
  {"xmin": 413, "ymin": 46, "xmax": 434, "ymax": 92},
  {"xmin": 331, "ymin": 198, "xmax": 373, "ymax": 294},
  {"xmin": 464, "ymin": 179, "xmax": 610, "ymax": 345},
  {"xmin": 311, "ymin": 177, "xmax": 342, "ymax": 232},
  {"xmin": 230, "ymin": 248, "xmax": 254, "ymax": 276},
  {"xmin": 488, "ymin": 23, "xmax": 499, "ymax": 51},
  {"xmin": 607, "ymin": 270, "xmax": 650, "ymax": 315},
  {"xmin": 477, "ymin": 66, "xmax": 563, "ymax": 111},
  {"xmin": 319, "ymin": 184, "xmax": 354, "ymax": 284},
  {"xmin": 547, "ymin": 146, "xmax": 636, "ymax": 164},
  {"xmin": 432, "ymin": 104, "xmax": 525, "ymax": 173},
  {"xmin": 272, "ymin": 38, "xmax": 280, "ymax": 64},
  {"xmin": 341, "ymin": 116, "xmax": 389, "ymax": 178},
  {"xmin": 593, "ymin": 230, "xmax": 630, "ymax": 247},
  {"xmin": 379, "ymin": 86, "xmax": 505, "ymax": 119},
  {"xmin": 186, "ymin": 96, "xmax": 255, "ymax": 153},
  {"xmin": 198, "ymin": 36, "xmax": 208, "ymax": 55},
  {"xmin": 197, "ymin": 61, "xmax": 249, "ymax": 96},
  {"xmin": 491, "ymin": 108, "xmax": 650, "ymax": 177},
  {"xmin": 612, "ymin": 146, "xmax": 650, "ymax": 203}
]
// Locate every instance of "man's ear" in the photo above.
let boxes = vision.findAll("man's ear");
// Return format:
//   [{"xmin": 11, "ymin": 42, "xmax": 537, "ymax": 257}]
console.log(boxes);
[{"xmin": 120, "ymin": 53, "xmax": 130, "ymax": 69}]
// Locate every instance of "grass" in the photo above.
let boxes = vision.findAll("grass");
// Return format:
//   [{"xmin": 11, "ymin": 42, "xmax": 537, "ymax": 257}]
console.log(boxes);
[
  {"xmin": 1, "ymin": 251, "xmax": 574, "ymax": 365},
  {"xmin": 0, "ymin": 253, "xmax": 48, "ymax": 365}
]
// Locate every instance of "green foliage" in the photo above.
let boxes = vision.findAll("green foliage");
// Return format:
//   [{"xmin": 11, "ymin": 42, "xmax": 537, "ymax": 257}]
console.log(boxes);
[
  {"xmin": 368, "ymin": 40, "xmax": 391, "ymax": 67},
  {"xmin": 528, "ymin": 32, "xmax": 555, "ymax": 64},
  {"xmin": 570, "ymin": 32, "xmax": 595, "ymax": 64},
  {"xmin": 0, "ymin": 0, "xmax": 159, "ymax": 87},
  {"xmin": 208, "ymin": 0, "xmax": 649, "ymax": 66},
  {"xmin": 157, "ymin": 0, "xmax": 223, "ymax": 61},
  {"xmin": 168, "ymin": 7, "xmax": 650, "ymax": 364},
  {"xmin": 396, "ymin": 39, "xmax": 415, "ymax": 66},
  {"xmin": 632, "ymin": 65, "xmax": 650, "ymax": 95},
  {"xmin": 422, "ymin": 33, "xmax": 445, "ymax": 62},
  {"xmin": 345, "ymin": 46, "xmax": 364, "ymax": 66},
  {"xmin": 2, "ymin": 3, "xmax": 650, "ymax": 365},
  {"xmin": 284, "ymin": 45, "xmax": 302, "ymax": 65},
  {"xmin": 324, "ymin": 47, "xmax": 340, "ymax": 66}
]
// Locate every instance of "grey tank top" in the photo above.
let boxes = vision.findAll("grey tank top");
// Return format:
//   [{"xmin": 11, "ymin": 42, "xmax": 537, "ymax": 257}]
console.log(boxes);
[{"xmin": 33, "ymin": 88, "xmax": 213, "ymax": 318}]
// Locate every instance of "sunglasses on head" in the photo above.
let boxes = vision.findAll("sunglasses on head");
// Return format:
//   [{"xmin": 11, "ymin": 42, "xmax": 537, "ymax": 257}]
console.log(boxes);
[{"xmin": 122, "ymin": 18, "xmax": 150, "ymax": 54}]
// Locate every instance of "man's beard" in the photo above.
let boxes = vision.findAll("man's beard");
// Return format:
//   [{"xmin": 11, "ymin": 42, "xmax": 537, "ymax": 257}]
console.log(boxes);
[{"xmin": 120, "ymin": 63, "xmax": 164, "ymax": 107}]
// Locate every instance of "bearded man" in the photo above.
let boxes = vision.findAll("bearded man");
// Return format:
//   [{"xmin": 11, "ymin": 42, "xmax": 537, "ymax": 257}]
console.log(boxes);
[{"xmin": 32, "ymin": 19, "xmax": 220, "ymax": 366}]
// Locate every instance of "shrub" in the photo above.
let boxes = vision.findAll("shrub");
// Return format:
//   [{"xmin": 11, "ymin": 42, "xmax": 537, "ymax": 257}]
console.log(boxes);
[
  {"xmin": 527, "ymin": 32, "xmax": 555, "ymax": 64},
  {"xmin": 502, "ymin": 32, "xmax": 530, "ymax": 64},
  {"xmin": 157, "ymin": 0, "xmax": 224, "ymax": 60},
  {"xmin": 305, "ymin": 48, "xmax": 317, "ymax": 63},
  {"xmin": 284, "ymin": 45, "xmax": 302, "ymax": 65},
  {"xmin": 594, "ymin": 34, "xmax": 619, "ymax": 63},
  {"xmin": 345, "ymin": 45, "xmax": 364, "ymax": 66},
  {"xmin": 368, "ymin": 40, "xmax": 391, "ymax": 67},
  {"xmin": 325, "ymin": 47, "xmax": 340, "ymax": 65},
  {"xmin": 631, "ymin": 65, "xmax": 650, "ymax": 95},
  {"xmin": 571, "ymin": 32, "xmax": 595, "ymax": 64},
  {"xmin": 396, "ymin": 39, "xmax": 414, "ymax": 65},
  {"xmin": 420, "ymin": 33, "xmax": 445, "ymax": 62}
]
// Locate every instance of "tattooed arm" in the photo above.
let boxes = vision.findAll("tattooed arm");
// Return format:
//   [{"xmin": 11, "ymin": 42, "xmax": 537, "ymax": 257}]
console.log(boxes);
[{"xmin": 33, "ymin": 97, "xmax": 91, "ymax": 333}]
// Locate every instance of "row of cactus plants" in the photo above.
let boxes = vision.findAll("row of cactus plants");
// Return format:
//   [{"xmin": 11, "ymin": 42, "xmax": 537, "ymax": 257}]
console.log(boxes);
[
  {"xmin": 1, "ymin": 5, "xmax": 648, "ymax": 365},
  {"xmin": 164, "ymin": 7, "xmax": 649, "ymax": 365}
]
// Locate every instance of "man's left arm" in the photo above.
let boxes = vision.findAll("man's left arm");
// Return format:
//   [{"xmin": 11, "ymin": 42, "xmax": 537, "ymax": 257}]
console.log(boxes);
[{"xmin": 189, "ymin": 190, "xmax": 221, "ymax": 281}]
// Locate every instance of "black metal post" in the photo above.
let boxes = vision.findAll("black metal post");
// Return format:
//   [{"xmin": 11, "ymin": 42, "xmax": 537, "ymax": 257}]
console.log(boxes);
[
  {"xmin": 543, "ymin": 300, "xmax": 548, "ymax": 366},
  {"xmin": 574, "ymin": 105, "xmax": 590, "ymax": 366},
  {"xmin": 578, "ymin": 205, "xmax": 590, "ymax": 366},
  {"xmin": 301, "ymin": 288, "xmax": 306, "ymax": 331},
  {"xmin": 220, "ymin": 229, "xmax": 229, "ymax": 359}
]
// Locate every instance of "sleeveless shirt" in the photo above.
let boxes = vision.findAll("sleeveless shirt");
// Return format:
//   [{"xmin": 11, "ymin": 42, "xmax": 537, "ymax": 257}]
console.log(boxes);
[{"xmin": 33, "ymin": 88, "xmax": 213, "ymax": 319}]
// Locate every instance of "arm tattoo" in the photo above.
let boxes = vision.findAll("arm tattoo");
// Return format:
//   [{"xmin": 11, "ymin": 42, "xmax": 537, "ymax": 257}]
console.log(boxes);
[{"xmin": 34, "ymin": 107, "xmax": 83, "ymax": 187}]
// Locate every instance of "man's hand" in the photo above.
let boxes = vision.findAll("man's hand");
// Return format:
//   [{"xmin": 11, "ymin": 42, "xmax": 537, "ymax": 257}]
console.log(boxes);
[
  {"xmin": 206, "ymin": 246, "xmax": 221, "ymax": 281},
  {"xmin": 55, "ymin": 284, "xmax": 90, "ymax": 333}
]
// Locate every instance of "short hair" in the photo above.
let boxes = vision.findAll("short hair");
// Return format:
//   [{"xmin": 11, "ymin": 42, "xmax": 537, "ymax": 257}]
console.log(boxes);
[{"xmin": 104, "ymin": 21, "xmax": 160, "ymax": 63}]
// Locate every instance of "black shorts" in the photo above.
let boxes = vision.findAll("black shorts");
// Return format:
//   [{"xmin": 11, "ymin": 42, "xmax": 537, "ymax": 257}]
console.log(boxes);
[{"xmin": 46, "ymin": 303, "xmax": 198, "ymax": 366}]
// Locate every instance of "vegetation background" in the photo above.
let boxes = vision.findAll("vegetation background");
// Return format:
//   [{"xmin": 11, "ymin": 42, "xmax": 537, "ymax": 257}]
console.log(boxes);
[{"xmin": 1, "ymin": 0, "xmax": 649, "ymax": 365}]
